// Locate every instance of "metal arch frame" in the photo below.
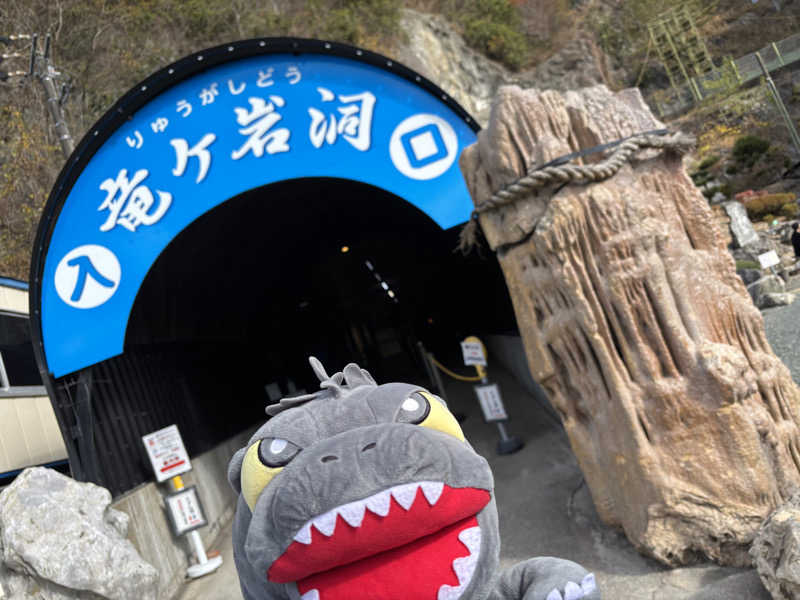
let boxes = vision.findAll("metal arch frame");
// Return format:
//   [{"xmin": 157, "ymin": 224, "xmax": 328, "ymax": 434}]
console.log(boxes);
[{"xmin": 27, "ymin": 37, "xmax": 481, "ymax": 484}]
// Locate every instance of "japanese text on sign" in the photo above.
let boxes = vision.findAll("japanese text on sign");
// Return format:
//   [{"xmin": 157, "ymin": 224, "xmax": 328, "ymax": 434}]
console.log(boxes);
[
  {"xmin": 474, "ymin": 383, "xmax": 508, "ymax": 422},
  {"xmin": 142, "ymin": 424, "xmax": 192, "ymax": 482},
  {"xmin": 461, "ymin": 341, "xmax": 487, "ymax": 367},
  {"xmin": 165, "ymin": 486, "xmax": 208, "ymax": 536}
]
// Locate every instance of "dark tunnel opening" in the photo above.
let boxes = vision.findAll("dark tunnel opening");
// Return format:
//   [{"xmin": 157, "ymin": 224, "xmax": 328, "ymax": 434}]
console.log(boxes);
[{"xmin": 57, "ymin": 177, "xmax": 518, "ymax": 494}]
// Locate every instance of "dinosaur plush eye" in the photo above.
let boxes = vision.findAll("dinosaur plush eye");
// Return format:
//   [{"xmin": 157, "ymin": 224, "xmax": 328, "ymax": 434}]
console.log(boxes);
[
  {"xmin": 241, "ymin": 438, "xmax": 301, "ymax": 511},
  {"xmin": 258, "ymin": 437, "xmax": 301, "ymax": 467},
  {"xmin": 397, "ymin": 390, "xmax": 465, "ymax": 442},
  {"xmin": 396, "ymin": 392, "xmax": 431, "ymax": 424}
]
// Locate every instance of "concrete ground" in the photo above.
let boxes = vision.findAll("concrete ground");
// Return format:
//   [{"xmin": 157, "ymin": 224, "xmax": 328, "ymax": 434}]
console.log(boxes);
[{"xmin": 174, "ymin": 359, "xmax": 774, "ymax": 600}]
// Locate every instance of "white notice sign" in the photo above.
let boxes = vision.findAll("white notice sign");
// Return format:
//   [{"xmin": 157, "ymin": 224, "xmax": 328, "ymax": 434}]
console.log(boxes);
[
  {"xmin": 142, "ymin": 424, "xmax": 191, "ymax": 482},
  {"xmin": 461, "ymin": 341, "xmax": 487, "ymax": 366},
  {"xmin": 474, "ymin": 383, "xmax": 508, "ymax": 422},
  {"xmin": 757, "ymin": 250, "xmax": 780, "ymax": 269},
  {"xmin": 165, "ymin": 486, "xmax": 207, "ymax": 536}
]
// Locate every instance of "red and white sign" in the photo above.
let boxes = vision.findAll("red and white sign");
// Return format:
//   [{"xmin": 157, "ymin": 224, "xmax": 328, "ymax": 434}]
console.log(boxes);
[
  {"xmin": 142, "ymin": 424, "xmax": 191, "ymax": 482},
  {"xmin": 165, "ymin": 486, "xmax": 207, "ymax": 536},
  {"xmin": 461, "ymin": 341, "xmax": 487, "ymax": 367}
]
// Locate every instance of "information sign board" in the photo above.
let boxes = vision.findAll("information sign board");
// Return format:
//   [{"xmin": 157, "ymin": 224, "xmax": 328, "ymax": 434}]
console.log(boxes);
[
  {"xmin": 461, "ymin": 341, "xmax": 487, "ymax": 367},
  {"xmin": 474, "ymin": 383, "xmax": 508, "ymax": 422},
  {"xmin": 142, "ymin": 424, "xmax": 192, "ymax": 482},
  {"xmin": 758, "ymin": 250, "xmax": 780, "ymax": 269},
  {"xmin": 165, "ymin": 486, "xmax": 208, "ymax": 536}
]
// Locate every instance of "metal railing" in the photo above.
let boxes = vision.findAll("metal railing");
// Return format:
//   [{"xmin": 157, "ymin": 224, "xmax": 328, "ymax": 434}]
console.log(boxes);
[{"xmin": 649, "ymin": 32, "xmax": 800, "ymax": 118}]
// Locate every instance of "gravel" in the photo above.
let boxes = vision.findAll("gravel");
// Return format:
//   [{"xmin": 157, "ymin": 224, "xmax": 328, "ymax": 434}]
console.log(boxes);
[{"xmin": 762, "ymin": 277, "xmax": 800, "ymax": 383}]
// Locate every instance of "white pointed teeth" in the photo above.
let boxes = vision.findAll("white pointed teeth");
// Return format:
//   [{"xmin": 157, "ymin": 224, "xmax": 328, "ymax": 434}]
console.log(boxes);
[
  {"xmin": 437, "ymin": 526, "xmax": 481, "ymax": 600},
  {"xmin": 546, "ymin": 573, "xmax": 598, "ymax": 600},
  {"xmin": 421, "ymin": 481, "xmax": 444, "ymax": 505},
  {"xmin": 365, "ymin": 489, "xmax": 391, "ymax": 516},
  {"xmin": 301, "ymin": 590, "xmax": 319, "ymax": 600},
  {"xmin": 391, "ymin": 482, "xmax": 419, "ymax": 510},
  {"xmin": 292, "ymin": 481, "xmax": 447, "ymax": 546},
  {"xmin": 338, "ymin": 500, "xmax": 366, "ymax": 528},
  {"xmin": 294, "ymin": 522, "xmax": 312, "ymax": 545},
  {"xmin": 312, "ymin": 509, "xmax": 337, "ymax": 537},
  {"xmin": 457, "ymin": 526, "xmax": 481, "ymax": 554}
]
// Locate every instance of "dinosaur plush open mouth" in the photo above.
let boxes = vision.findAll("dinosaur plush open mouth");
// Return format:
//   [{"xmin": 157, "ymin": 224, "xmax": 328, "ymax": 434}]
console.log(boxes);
[{"xmin": 268, "ymin": 482, "xmax": 491, "ymax": 600}]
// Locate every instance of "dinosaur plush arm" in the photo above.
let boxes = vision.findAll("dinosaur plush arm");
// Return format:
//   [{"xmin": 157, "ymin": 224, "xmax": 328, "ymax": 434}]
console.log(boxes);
[{"xmin": 488, "ymin": 557, "xmax": 600, "ymax": 600}]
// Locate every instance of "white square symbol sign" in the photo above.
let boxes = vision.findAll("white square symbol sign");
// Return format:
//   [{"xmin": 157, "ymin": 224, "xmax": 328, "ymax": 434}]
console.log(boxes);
[{"xmin": 410, "ymin": 131, "xmax": 438, "ymax": 161}]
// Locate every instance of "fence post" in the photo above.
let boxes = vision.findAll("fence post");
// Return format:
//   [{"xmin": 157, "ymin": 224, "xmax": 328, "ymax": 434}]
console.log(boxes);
[
  {"xmin": 773, "ymin": 42, "xmax": 785, "ymax": 67},
  {"xmin": 756, "ymin": 51, "xmax": 800, "ymax": 155}
]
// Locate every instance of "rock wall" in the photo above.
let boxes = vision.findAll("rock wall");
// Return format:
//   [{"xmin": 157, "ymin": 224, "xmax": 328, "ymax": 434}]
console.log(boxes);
[
  {"xmin": 460, "ymin": 84, "xmax": 800, "ymax": 567},
  {"xmin": 390, "ymin": 10, "xmax": 612, "ymax": 126}
]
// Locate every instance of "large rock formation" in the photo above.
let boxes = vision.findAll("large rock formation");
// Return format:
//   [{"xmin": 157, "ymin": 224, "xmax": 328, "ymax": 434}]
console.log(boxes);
[
  {"xmin": 460, "ymin": 84, "xmax": 800, "ymax": 567},
  {"xmin": 0, "ymin": 468, "xmax": 158, "ymax": 600}
]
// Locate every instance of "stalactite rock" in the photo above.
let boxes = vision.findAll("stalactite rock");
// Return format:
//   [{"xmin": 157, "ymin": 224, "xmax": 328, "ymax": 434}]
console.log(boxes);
[{"xmin": 460, "ymin": 84, "xmax": 800, "ymax": 567}]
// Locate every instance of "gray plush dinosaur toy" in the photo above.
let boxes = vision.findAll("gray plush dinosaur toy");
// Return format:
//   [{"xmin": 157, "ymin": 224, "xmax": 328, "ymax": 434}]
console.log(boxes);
[{"xmin": 228, "ymin": 357, "xmax": 600, "ymax": 600}]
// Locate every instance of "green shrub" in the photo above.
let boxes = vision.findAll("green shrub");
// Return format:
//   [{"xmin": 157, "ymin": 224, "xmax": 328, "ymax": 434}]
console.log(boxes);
[
  {"xmin": 744, "ymin": 192, "xmax": 797, "ymax": 219},
  {"xmin": 732, "ymin": 135, "xmax": 771, "ymax": 168},
  {"xmin": 781, "ymin": 202, "xmax": 800, "ymax": 218},
  {"xmin": 691, "ymin": 170, "xmax": 713, "ymax": 186},
  {"xmin": 736, "ymin": 260, "xmax": 761, "ymax": 270},
  {"xmin": 458, "ymin": 0, "xmax": 529, "ymax": 70},
  {"xmin": 762, "ymin": 213, "xmax": 776, "ymax": 223},
  {"xmin": 311, "ymin": 0, "xmax": 400, "ymax": 45},
  {"xmin": 697, "ymin": 154, "xmax": 720, "ymax": 171}
]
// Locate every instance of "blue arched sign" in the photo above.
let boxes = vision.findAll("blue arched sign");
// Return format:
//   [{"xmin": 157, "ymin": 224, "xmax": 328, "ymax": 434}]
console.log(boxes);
[{"xmin": 30, "ymin": 39, "xmax": 479, "ymax": 379}]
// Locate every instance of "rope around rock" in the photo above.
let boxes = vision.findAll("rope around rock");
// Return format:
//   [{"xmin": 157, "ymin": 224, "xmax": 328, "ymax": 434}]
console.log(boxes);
[{"xmin": 458, "ymin": 130, "xmax": 696, "ymax": 253}]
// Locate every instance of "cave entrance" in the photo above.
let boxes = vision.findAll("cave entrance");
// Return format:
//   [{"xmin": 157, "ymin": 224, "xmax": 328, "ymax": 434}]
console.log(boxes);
[{"xmin": 30, "ymin": 38, "xmax": 518, "ymax": 495}]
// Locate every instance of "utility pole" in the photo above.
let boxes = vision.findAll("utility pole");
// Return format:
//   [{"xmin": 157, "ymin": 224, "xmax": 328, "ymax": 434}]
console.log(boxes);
[
  {"xmin": 31, "ymin": 34, "xmax": 75, "ymax": 158},
  {"xmin": 1, "ymin": 33, "xmax": 74, "ymax": 159}
]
